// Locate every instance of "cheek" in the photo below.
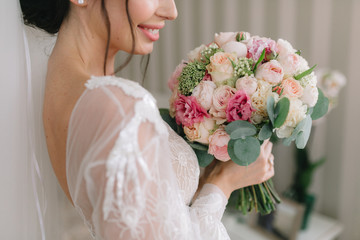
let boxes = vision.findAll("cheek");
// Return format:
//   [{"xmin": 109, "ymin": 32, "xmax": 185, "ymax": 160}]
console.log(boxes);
[{"xmin": 128, "ymin": 0, "xmax": 156, "ymax": 24}]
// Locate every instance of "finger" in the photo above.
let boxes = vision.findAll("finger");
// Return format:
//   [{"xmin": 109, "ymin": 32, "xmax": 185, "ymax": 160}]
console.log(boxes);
[{"xmin": 263, "ymin": 141, "xmax": 273, "ymax": 159}]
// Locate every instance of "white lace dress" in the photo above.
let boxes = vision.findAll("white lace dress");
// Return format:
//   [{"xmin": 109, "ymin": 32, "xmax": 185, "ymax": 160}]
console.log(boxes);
[{"xmin": 66, "ymin": 76, "xmax": 231, "ymax": 240}]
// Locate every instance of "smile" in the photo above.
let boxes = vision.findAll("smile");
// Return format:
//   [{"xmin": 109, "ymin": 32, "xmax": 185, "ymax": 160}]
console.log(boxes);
[{"xmin": 138, "ymin": 24, "xmax": 164, "ymax": 42}]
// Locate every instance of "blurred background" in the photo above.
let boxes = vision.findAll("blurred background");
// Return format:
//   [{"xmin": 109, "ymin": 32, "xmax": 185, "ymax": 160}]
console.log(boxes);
[{"xmin": 117, "ymin": 0, "xmax": 360, "ymax": 239}]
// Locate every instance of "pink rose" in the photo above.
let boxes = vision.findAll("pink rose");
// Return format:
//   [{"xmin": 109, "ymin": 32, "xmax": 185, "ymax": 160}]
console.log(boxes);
[
  {"xmin": 192, "ymin": 80, "xmax": 217, "ymax": 110},
  {"xmin": 222, "ymin": 41, "xmax": 248, "ymax": 58},
  {"xmin": 277, "ymin": 39, "xmax": 296, "ymax": 56},
  {"xmin": 168, "ymin": 62, "xmax": 186, "ymax": 91},
  {"xmin": 209, "ymin": 85, "xmax": 237, "ymax": 124},
  {"xmin": 174, "ymin": 95, "xmax": 210, "ymax": 127},
  {"xmin": 277, "ymin": 53, "xmax": 308, "ymax": 78},
  {"xmin": 184, "ymin": 118, "xmax": 216, "ymax": 144},
  {"xmin": 206, "ymin": 52, "xmax": 237, "ymax": 85},
  {"xmin": 247, "ymin": 36, "xmax": 278, "ymax": 62},
  {"xmin": 208, "ymin": 126, "xmax": 231, "ymax": 162},
  {"xmin": 214, "ymin": 32, "xmax": 238, "ymax": 47},
  {"xmin": 281, "ymin": 78, "xmax": 304, "ymax": 98},
  {"xmin": 255, "ymin": 60, "xmax": 284, "ymax": 84},
  {"xmin": 226, "ymin": 90, "xmax": 255, "ymax": 122},
  {"xmin": 236, "ymin": 76, "xmax": 258, "ymax": 96}
]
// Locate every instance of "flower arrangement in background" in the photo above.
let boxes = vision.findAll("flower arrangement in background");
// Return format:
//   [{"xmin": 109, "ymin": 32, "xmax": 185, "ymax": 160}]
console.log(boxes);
[{"xmin": 161, "ymin": 31, "xmax": 329, "ymax": 215}]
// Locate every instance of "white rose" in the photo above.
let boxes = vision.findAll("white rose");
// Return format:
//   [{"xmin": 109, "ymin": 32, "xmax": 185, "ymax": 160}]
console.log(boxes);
[
  {"xmin": 301, "ymin": 84, "xmax": 318, "ymax": 107},
  {"xmin": 236, "ymin": 76, "xmax": 258, "ymax": 96},
  {"xmin": 192, "ymin": 81, "xmax": 217, "ymax": 110},
  {"xmin": 255, "ymin": 60, "xmax": 284, "ymax": 84},
  {"xmin": 277, "ymin": 39, "xmax": 296, "ymax": 55},
  {"xmin": 276, "ymin": 126, "xmax": 294, "ymax": 138},
  {"xmin": 184, "ymin": 118, "xmax": 216, "ymax": 144},
  {"xmin": 222, "ymin": 41, "xmax": 247, "ymax": 58},
  {"xmin": 187, "ymin": 44, "xmax": 206, "ymax": 62},
  {"xmin": 214, "ymin": 32, "xmax": 238, "ymax": 47},
  {"xmin": 277, "ymin": 53, "xmax": 309, "ymax": 78}
]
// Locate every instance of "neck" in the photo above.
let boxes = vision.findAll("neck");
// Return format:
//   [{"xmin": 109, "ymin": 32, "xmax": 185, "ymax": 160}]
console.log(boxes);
[{"xmin": 52, "ymin": 12, "xmax": 116, "ymax": 76}]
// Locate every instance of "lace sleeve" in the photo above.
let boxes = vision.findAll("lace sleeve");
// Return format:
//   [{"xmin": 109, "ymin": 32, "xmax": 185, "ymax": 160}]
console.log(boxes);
[{"xmin": 66, "ymin": 77, "xmax": 230, "ymax": 240}]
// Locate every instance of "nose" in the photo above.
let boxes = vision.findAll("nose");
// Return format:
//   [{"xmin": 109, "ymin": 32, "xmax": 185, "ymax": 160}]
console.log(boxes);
[{"xmin": 157, "ymin": 0, "xmax": 178, "ymax": 20}]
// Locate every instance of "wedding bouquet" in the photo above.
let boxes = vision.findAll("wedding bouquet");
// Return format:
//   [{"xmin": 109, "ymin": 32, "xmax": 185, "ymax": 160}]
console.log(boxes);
[{"xmin": 161, "ymin": 31, "xmax": 328, "ymax": 215}]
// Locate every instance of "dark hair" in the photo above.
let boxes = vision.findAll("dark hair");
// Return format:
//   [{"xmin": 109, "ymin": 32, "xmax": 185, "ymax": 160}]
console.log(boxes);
[{"xmin": 20, "ymin": 0, "xmax": 149, "ymax": 78}]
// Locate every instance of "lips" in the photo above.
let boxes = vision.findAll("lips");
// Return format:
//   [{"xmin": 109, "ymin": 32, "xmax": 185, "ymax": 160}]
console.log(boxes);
[{"xmin": 138, "ymin": 24, "xmax": 164, "ymax": 42}]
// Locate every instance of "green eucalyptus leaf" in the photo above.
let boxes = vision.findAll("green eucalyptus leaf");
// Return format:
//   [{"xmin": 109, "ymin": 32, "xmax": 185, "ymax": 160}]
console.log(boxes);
[
  {"xmin": 274, "ymin": 97, "xmax": 290, "ymax": 128},
  {"xmin": 311, "ymin": 88, "xmax": 329, "ymax": 120},
  {"xmin": 225, "ymin": 120, "xmax": 257, "ymax": 139},
  {"xmin": 194, "ymin": 149, "xmax": 214, "ymax": 167},
  {"xmin": 294, "ymin": 64, "xmax": 317, "ymax": 80},
  {"xmin": 159, "ymin": 108, "xmax": 178, "ymax": 133},
  {"xmin": 295, "ymin": 50, "xmax": 301, "ymax": 55},
  {"xmin": 259, "ymin": 123, "xmax": 273, "ymax": 141},
  {"xmin": 267, "ymin": 96, "xmax": 276, "ymax": 125},
  {"xmin": 253, "ymin": 49, "xmax": 266, "ymax": 72},
  {"xmin": 295, "ymin": 115, "xmax": 312, "ymax": 149},
  {"xmin": 187, "ymin": 141, "xmax": 209, "ymax": 151},
  {"xmin": 228, "ymin": 137, "xmax": 261, "ymax": 166}
]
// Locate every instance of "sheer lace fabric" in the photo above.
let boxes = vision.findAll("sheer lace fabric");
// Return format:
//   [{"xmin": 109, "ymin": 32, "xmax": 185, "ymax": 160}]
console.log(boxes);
[{"xmin": 66, "ymin": 76, "xmax": 230, "ymax": 240}]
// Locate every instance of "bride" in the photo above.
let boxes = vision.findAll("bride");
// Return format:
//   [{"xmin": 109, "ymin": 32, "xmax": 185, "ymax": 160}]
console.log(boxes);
[{"xmin": 9, "ymin": 0, "xmax": 275, "ymax": 239}]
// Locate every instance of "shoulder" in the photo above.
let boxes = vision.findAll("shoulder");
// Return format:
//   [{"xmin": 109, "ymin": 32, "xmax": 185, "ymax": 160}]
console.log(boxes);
[{"xmin": 70, "ymin": 75, "xmax": 167, "ymax": 135}]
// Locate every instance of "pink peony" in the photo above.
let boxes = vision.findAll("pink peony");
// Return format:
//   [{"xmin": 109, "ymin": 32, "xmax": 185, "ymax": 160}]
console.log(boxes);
[
  {"xmin": 208, "ymin": 126, "xmax": 231, "ymax": 162},
  {"xmin": 174, "ymin": 95, "xmax": 210, "ymax": 127},
  {"xmin": 247, "ymin": 36, "xmax": 278, "ymax": 62},
  {"xmin": 226, "ymin": 90, "xmax": 255, "ymax": 122},
  {"xmin": 168, "ymin": 62, "xmax": 186, "ymax": 91}
]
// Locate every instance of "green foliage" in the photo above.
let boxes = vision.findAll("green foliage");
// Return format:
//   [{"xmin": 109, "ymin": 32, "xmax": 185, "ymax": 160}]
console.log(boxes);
[
  {"xmin": 253, "ymin": 49, "xmax": 266, "ymax": 72},
  {"xmin": 194, "ymin": 149, "xmax": 214, "ymax": 167},
  {"xmin": 225, "ymin": 120, "xmax": 257, "ymax": 139},
  {"xmin": 311, "ymin": 88, "xmax": 329, "ymax": 120},
  {"xmin": 228, "ymin": 137, "xmax": 261, "ymax": 166},
  {"xmin": 274, "ymin": 97, "xmax": 290, "ymax": 128},
  {"xmin": 267, "ymin": 96, "xmax": 276, "ymax": 125},
  {"xmin": 294, "ymin": 65, "xmax": 317, "ymax": 80},
  {"xmin": 259, "ymin": 122, "xmax": 273, "ymax": 141},
  {"xmin": 178, "ymin": 61, "xmax": 206, "ymax": 96},
  {"xmin": 295, "ymin": 115, "xmax": 312, "ymax": 149}
]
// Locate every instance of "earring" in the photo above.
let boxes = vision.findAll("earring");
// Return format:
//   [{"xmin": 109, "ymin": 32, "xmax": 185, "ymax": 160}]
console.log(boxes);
[{"xmin": 78, "ymin": 0, "xmax": 84, "ymax": 4}]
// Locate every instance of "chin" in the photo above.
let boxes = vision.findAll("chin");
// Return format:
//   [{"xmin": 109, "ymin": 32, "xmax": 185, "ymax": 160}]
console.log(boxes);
[{"xmin": 134, "ymin": 44, "xmax": 154, "ymax": 55}]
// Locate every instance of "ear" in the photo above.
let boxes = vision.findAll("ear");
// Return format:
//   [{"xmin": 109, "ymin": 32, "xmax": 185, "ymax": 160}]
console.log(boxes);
[{"xmin": 70, "ymin": 0, "xmax": 88, "ymax": 7}]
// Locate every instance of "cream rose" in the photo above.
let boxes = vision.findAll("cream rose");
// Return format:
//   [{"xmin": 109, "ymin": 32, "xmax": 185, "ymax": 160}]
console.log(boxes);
[
  {"xmin": 250, "ymin": 80, "xmax": 273, "ymax": 124},
  {"xmin": 192, "ymin": 80, "xmax": 217, "ymax": 110},
  {"xmin": 255, "ymin": 60, "xmax": 284, "ymax": 85},
  {"xmin": 214, "ymin": 32, "xmax": 238, "ymax": 47},
  {"xmin": 206, "ymin": 52, "xmax": 237, "ymax": 85},
  {"xmin": 187, "ymin": 44, "xmax": 206, "ymax": 62},
  {"xmin": 281, "ymin": 77, "xmax": 304, "ymax": 98},
  {"xmin": 184, "ymin": 118, "xmax": 216, "ymax": 144},
  {"xmin": 209, "ymin": 85, "xmax": 237, "ymax": 124},
  {"xmin": 222, "ymin": 41, "xmax": 247, "ymax": 58},
  {"xmin": 208, "ymin": 126, "xmax": 231, "ymax": 162},
  {"xmin": 301, "ymin": 84, "xmax": 318, "ymax": 107},
  {"xmin": 236, "ymin": 76, "xmax": 258, "ymax": 96}
]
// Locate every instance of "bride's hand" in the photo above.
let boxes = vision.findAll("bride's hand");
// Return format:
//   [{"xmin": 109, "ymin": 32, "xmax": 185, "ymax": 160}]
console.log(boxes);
[{"xmin": 205, "ymin": 139, "xmax": 274, "ymax": 199}]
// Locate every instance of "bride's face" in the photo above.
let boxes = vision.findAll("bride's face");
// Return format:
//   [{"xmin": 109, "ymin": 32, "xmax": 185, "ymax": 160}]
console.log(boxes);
[{"xmin": 105, "ymin": 0, "xmax": 178, "ymax": 55}]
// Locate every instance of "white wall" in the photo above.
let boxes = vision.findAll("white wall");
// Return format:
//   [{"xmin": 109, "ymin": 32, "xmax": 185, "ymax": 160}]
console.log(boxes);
[{"xmin": 117, "ymin": 0, "xmax": 360, "ymax": 239}]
